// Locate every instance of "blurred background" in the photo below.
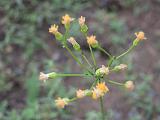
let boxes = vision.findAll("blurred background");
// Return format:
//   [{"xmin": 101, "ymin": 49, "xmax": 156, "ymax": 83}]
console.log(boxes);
[{"xmin": 0, "ymin": 0, "xmax": 160, "ymax": 120}]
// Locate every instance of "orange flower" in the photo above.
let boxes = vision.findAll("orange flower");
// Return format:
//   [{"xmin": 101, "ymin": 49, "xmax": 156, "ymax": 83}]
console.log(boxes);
[
  {"xmin": 86, "ymin": 35, "xmax": 98, "ymax": 46},
  {"xmin": 49, "ymin": 24, "xmax": 59, "ymax": 34},
  {"xmin": 92, "ymin": 88, "xmax": 104, "ymax": 100},
  {"xmin": 62, "ymin": 14, "xmax": 74, "ymax": 25},
  {"xmin": 55, "ymin": 97, "xmax": 69, "ymax": 109},
  {"xmin": 96, "ymin": 82, "xmax": 109, "ymax": 93},
  {"xmin": 135, "ymin": 31, "xmax": 146, "ymax": 41}
]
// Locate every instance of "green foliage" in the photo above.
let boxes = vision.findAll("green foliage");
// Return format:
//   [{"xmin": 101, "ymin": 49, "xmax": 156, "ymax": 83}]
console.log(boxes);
[{"xmin": 108, "ymin": 14, "xmax": 128, "ymax": 45}]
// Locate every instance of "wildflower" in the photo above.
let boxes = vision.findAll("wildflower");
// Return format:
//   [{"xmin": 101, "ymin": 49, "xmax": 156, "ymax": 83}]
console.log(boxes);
[
  {"xmin": 67, "ymin": 37, "xmax": 81, "ymax": 51},
  {"xmin": 55, "ymin": 97, "xmax": 69, "ymax": 109},
  {"xmin": 62, "ymin": 14, "xmax": 74, "ymax": 25},
  {"xmin": 92, "ymin": 88, "xmax": 104, "ymax": 100},
  {"xmin": 114, "ymin": 64, "xmax": 127, "ymax": 71},
  {"xmin": 39, "ymin": 72, "xmax": 49, "ymax": 82},
  {"xmin": 86, "ymin": 35, "xmax": 98, "ymax": 47},
  {"xmin": 96, "ymin": 82, "xmax": 109, "ymax": 93},
  {"xmin": 68, "ymin": 37, "xmax": 78, "ymax": 46},
  {"xmin": 76, "ymin": 89, "xmax": 85, "ymax": 98},
  {"xmin": 135, "ymin": 31, "xmax": 147, "ymax": 41},
  {"xmin": 78, "ymin": 16, "xmax": 85, "ymax": 26},
  {"xmin": 49, "ymin": 24, "xmax": 59, "ymax": 34},
  {"xmin": 49, "ymin": 25, "xmax": 63, "ymax": 41},
  {"xmin": 125, "ymin": 81, "xmax": 134, "ymax": 91},
  {"xmin": 96, "ymin": 65, "xmax": 109, "ymax": 77}
]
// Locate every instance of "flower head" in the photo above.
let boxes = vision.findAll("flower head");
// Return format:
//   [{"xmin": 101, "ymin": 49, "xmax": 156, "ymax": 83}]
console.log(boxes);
[
  {"xmin": 67, "ymin": 37, "xmax": 77, "ymax": 45},
  {"xmin": 76, "ymin": 89, "xmax": 85, "ymax": 98},
  {"xmin": 135, "ymin": 31, "xmax": 146, "ymax": 41},
  {"xmin": 99, "ymin": 65, "xmax": 109, "ymax": 75},
  {"xmin": 115, "ymin": 64, "xmax": 127, "ymax": 70},
  {"xmin": 39, "ymin": 72, "xmax": 49, "ymax": 82},
  {"xmin": 86, "ymin": 35, "xmax": 98, "ymax": 46},
  {"xmin": 92, "ymin": 88, "xmax": 104, "ymax": 100},
  {"xmin": 49, "ymin": 24, "xmax": 59, "ymax": 34},
  {"xmin": 67, "ymin": 37, "xmax": 81, "ymax": 51},
  {"xmin": 96, "ymin": 82, "xmax": 109, "ymax": 93},
  {"xmin": 96, "ymin": 65, "xmax": 109, "ymax": 77},
  {"xmin": 78, "ymin": 16, "xmax": 85, "ymax": 26},
  {"xmin": 62, "ymin": 14, "xmax": 74, "ymax": 25},
  {"xmin": 55, "ymin": 97, "xmax": 69, "ymax": 109},
  {"xmin": 125, "ymin": 81, "xmax": 134, "ymax": 91}
]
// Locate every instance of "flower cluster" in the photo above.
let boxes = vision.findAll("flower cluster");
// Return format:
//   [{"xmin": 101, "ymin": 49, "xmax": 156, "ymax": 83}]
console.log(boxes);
[{"xmin": 39, "ymin": 14, "xmax": 146, "ymax": 115}]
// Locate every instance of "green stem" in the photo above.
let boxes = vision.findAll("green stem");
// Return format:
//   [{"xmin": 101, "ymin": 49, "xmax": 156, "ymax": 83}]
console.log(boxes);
[
  {"xmin": 98, "ymin": 46, "xmax": 112, "ymax": 58},
  {"xmin": 90, "ymin": 79, "xmax": 96, "ymax": 89},
  {"xmin": 65, "ymin": 45, "xmax": 93, "ymax": 74},
  {"xmin": 65, "ymin": 45, "xmax": 83, "ymax": 66},
  {"xmin": 116, "ymin": 45, "xmax": 135, "ymax": 60},
  {"xmin": 107, "ymin": 56, "xmax": 115, "ymax": 67},
  {"xmin": 69, "ymin": 97, "xmax": 77, "ymax": 102},
  {"xmin": 89, "ymin": 45, "xmax": 97, "ymax": 67},
  {"xmin": 108, "ymin": 80, "xmax": 124, "ymax": 86},
  {"xmin": 100, "ymin": 97, "xmax": 105, "ymax": 120},
  {"xmin": 81, "ymin": 52, "xmax": 92, "ymax": 68}
]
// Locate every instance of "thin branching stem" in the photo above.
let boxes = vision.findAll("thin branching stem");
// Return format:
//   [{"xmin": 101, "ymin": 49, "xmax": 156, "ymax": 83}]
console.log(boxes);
[
  {"xmin": 89, "ymin": 45, "xmax": 97, "ymax": 67},
  {"xmin": 57, "ymin": 73, "xmax": 91, "ymax": 77},
  {"xmin": 116, "ymin": 45, "xmax": 135, "ymax": 60},
  {"xmin": 108, "ymin": 80, "xmax": 124, "ymax": 86},
  {"xmin": 81, "ymin": 52, "xmax": 92, "ymax": 68},
  {"xmin": 98, "ymin": 46, "xmax": 112, "ymax": 58}
]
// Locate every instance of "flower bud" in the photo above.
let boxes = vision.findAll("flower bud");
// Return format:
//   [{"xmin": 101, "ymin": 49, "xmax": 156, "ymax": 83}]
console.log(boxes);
[
  {"xmin": 39, "ymin": 72, "xmax": 49, "ymax": 82},
  {"xmin": 55, "ymin": 32, "xmax": 63, "ymax": 41},
  {"xmin": 55, "ymin": 97, "xmax": 69, "ymax": 109},
  {"xmin": 80, "ymin": 24, "xmax": 88, "ymax": 33},
  {"xmin": 79, "ymin": 16, "xmax": 85, "ymax": 26},
  {"xmin": 48, "ymin": 72, "xmax": 57, "ymax": 79},
  {"xmin": 114, "ymin": 64, "xmax": 127, "ymax": 71},
  {"xmin": 133, "ymin": 31, "xmax": 146, "ymax": 46},
  {"xmin": 67, "ymin": 37, "xmax": 81, "ymax": 51},
  {"xmin": 125, "ymin": 81, "xmax": 134, "ymax": 91},
  {"xmin": 76, "ymin": 89, "xmax": 85, "ymax": 98}
]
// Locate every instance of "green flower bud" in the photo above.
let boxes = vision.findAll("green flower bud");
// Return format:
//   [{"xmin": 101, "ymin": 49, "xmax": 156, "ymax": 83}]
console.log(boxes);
[
  {"xmin": 55, "ymin": 32, "xmax": 63, "ymax": 41},
  {"xmin": 80, "ymin": 24, "xmax": 88, "ymax": 33},
  {"xmin": 73, "ymin": 43, "xmax": 81, "ymax": 51},
  {"xmin": 48, "ymin": 72, "xmax": 57, "ymax": 79},
  {"xmin": 133, "ymin": 39, "xmax": 139, "ymax": 46}
]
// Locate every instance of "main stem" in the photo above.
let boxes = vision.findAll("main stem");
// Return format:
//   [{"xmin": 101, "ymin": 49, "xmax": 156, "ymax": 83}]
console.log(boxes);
[{"xmin": 100, "ymin": 97, "xmax": 105, "ymax": 120}]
